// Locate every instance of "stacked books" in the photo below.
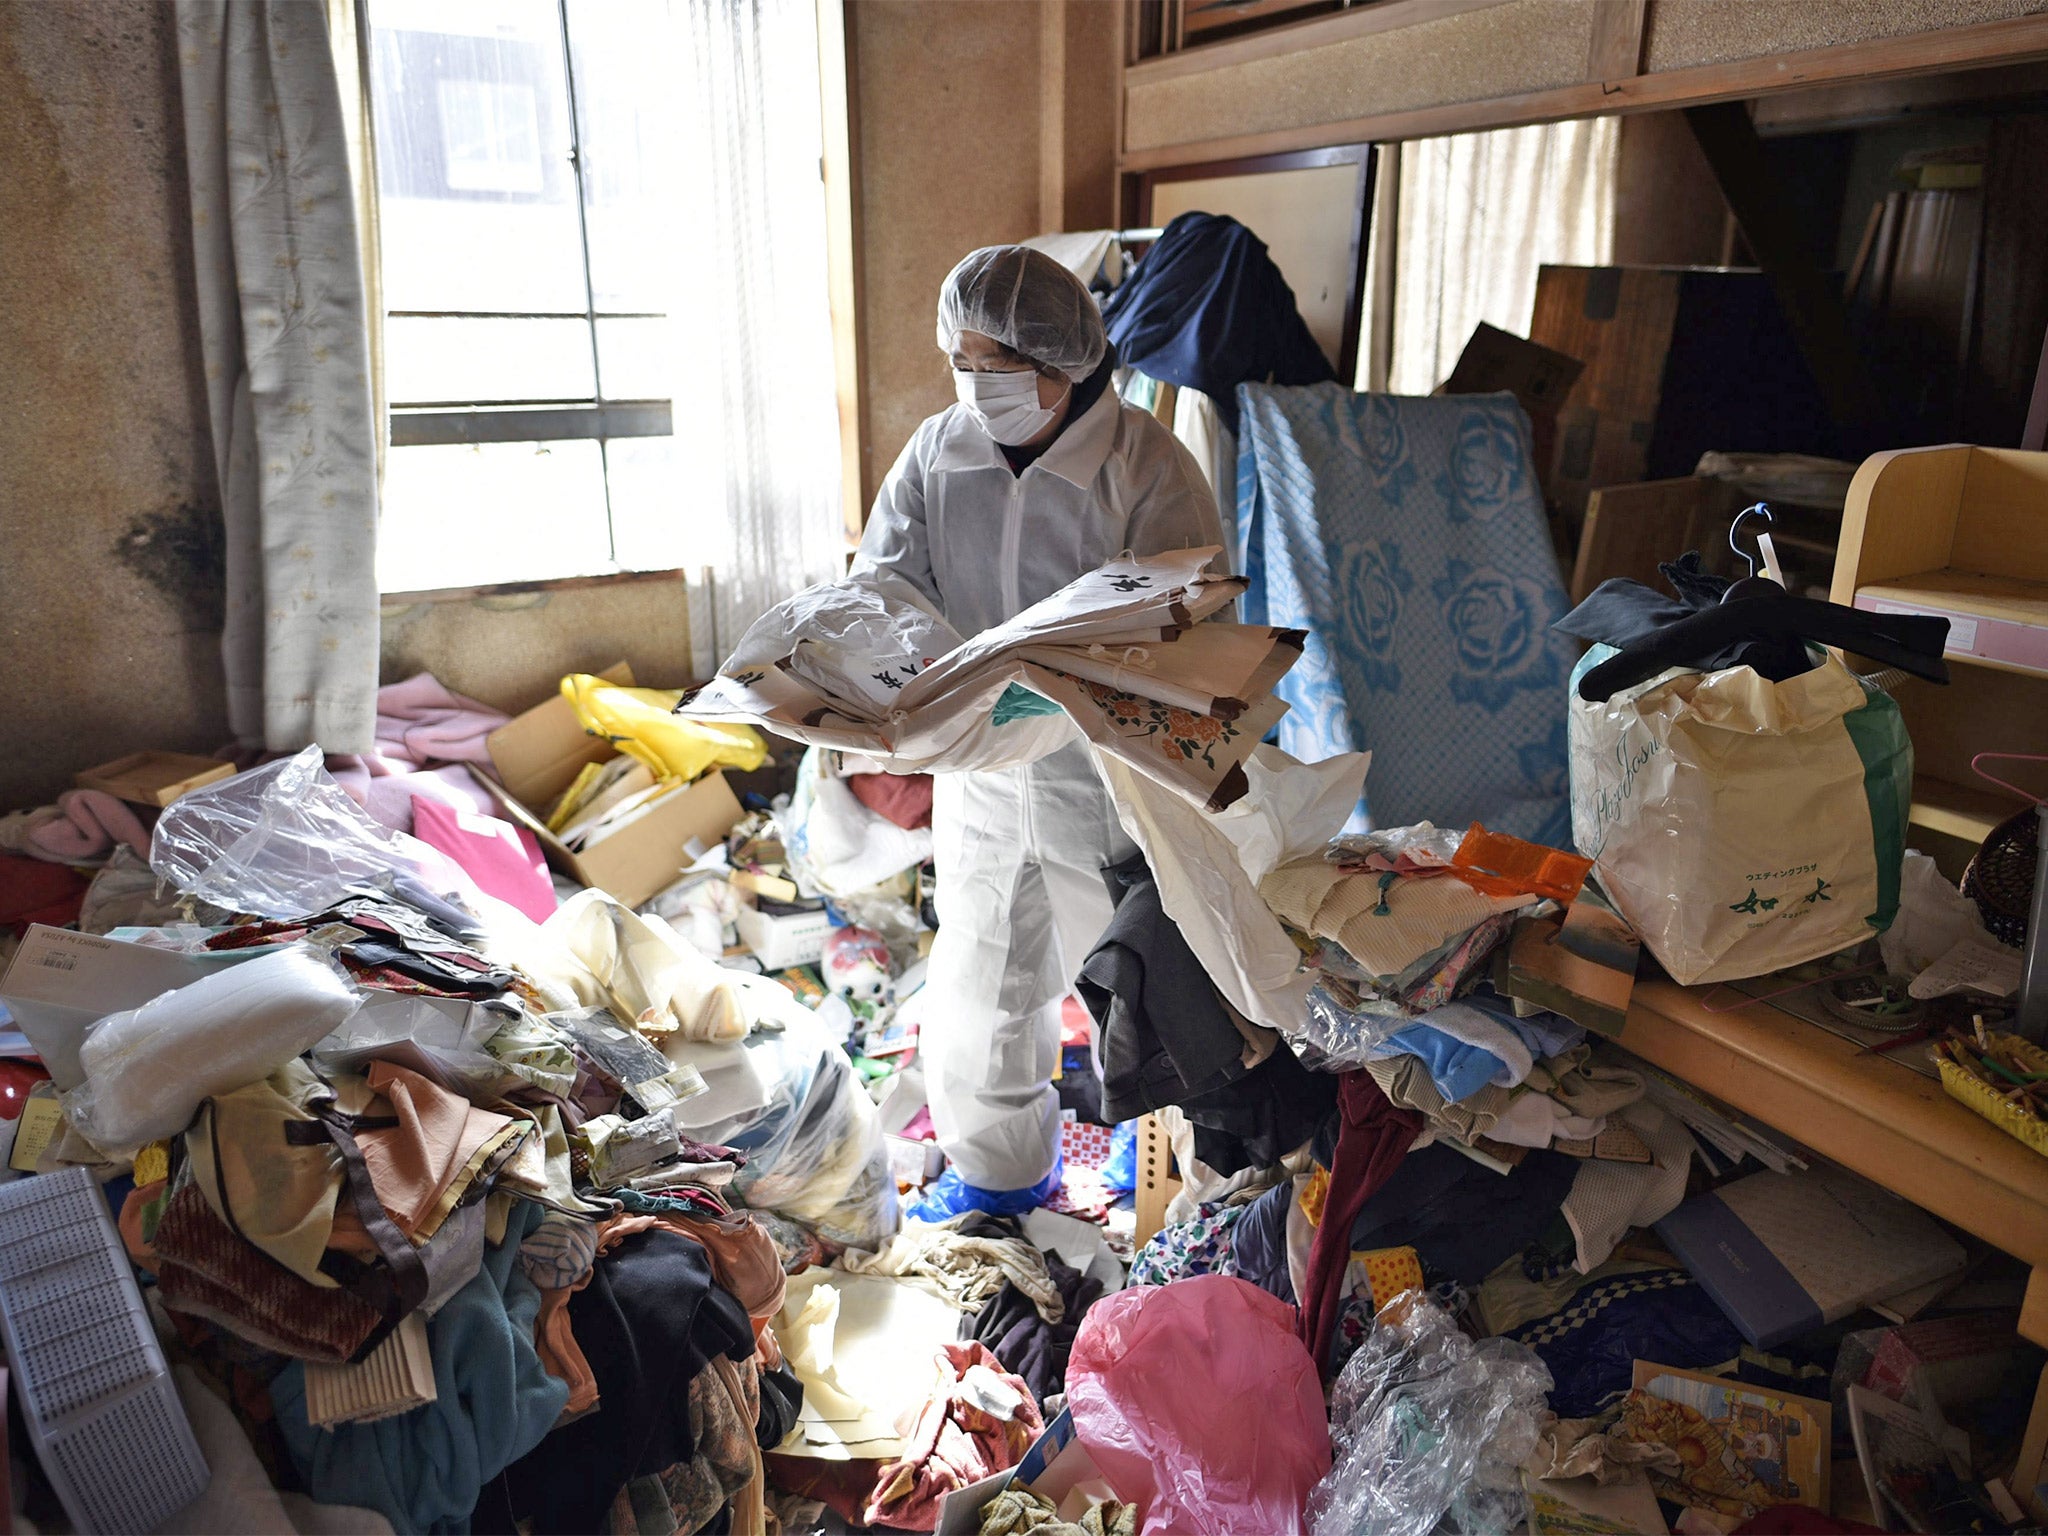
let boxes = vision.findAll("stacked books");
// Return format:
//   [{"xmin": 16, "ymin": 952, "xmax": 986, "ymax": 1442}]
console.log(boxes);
[{"xmin": 679, "ymin": 548, "xmax": 1303, "ymax": 811}]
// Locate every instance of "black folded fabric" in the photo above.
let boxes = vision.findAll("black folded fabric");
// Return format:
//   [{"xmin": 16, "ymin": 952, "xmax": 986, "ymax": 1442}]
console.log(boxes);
[
  {"xmin": 755, "ymin": 1361, "xmax": 804, "ymax": 1450},
  {"xmin": 960, "ymin": 1250, "xmax": 1103, "ymax": 1406},
  {"xmin": 1346, "ymin": 1142, "xmax": 1579, "ymax": 1287},
  {"xmin": 499, "ymin": 1228, "xmax": 754, "ymax": 1534},
  {"xmin": 1081, "ymin": 853, "xmax": 1254, "ymax": 1122},
  {"xmin": 1081, "ymin": 852, "xmax": 1335, "ymax": 1173}
]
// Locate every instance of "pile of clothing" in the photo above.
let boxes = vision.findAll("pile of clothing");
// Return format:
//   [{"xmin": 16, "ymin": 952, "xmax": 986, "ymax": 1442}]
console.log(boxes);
[{"xmin": 11, "ymin": 746, "xmax": 907, "ymax": 1536}]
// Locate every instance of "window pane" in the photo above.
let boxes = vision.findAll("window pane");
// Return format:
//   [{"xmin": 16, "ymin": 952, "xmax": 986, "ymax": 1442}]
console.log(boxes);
[
  {"xmin": 604, "ymin": 435, "xmax": 690, "ymax": 573},
  {"xmin": 564, "ymin": 0, "xmax": 679, "ymax": 314},
  {"xmin": 378, "ymin": 440, "xmax": 612, "ymax": 591},
  {"xmin": 594, "ymin": 317, "xmax": 672, "ymax": 400},
  {"xmin": 385, "ymin": 316, "xmax": 595, "ymax": 404},
  {"xmin": 368, "ymin": 0, "xmax": 588, "ymax": 314}
]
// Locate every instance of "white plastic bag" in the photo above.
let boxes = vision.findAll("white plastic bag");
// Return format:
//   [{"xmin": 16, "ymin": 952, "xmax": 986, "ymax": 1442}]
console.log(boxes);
[
  {"xmin": 1568, "ymin": 650, "xmax": 1912, "ymax": 985},
  {"xmin": 1878, "ymin": 850, "xmax": 1997, "ymax": 978},
  {"xmin": 63, "ymin": 945, "xmax": 360, "ymax": 1154}
]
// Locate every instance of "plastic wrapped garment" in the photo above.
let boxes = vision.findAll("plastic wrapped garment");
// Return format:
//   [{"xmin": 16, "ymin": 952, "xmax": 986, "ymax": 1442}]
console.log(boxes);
[
  {"xmin": 526, "ymin": 888, "xmax": 749, "ymax": 1043},
  {"xmin": 150, "ymin": 745, "xmax": 493, "ymax": 928},
  {"xmin": 1096, "ymin": 744, "xmax": 1367, "ymax": 1035},
  {"xmin": 314, "ymin": 992, "xmax": 532, "ymax": 1103},
  {"xmin": 662, "ymin": 996, "xmax": 897, "ymax": 1250},
  {"xmin": 781, "ymin": 749, "xmax": 933, "ymax": 899},
  {"xmin": 1067, "ymin": 1275, "xmax": 1330, "ymax": 1535},
  {"xmin": 1308, "ymin": 1291, "xmax": 1553, "ymax": 1536},
  {"xmin": 62, "ymin": 945, "xmax": 360, "ymax": 1156},
  {"xmin": 936, "ymin": 245, "xmax": 1107, "ymax": 382},
  {"xmin": 560, "ymin": 673, "xmax": 765, "ymax": 782}
]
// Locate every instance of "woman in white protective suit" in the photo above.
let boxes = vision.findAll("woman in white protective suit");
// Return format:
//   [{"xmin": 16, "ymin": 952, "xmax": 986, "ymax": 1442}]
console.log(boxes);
[{"xmin": 851, "ymin": 245, "xmax": 1224, "ymax": 1219}]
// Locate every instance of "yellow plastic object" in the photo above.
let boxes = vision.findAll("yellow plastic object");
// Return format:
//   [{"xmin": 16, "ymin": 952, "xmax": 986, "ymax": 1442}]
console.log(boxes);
[
  {"xmin": 561, "ymin": 674, "xmax": 766, "ymax": 783},
  {"xmin": 1935, "ymin": 1031, "xmax": 2048, "ymax": 1158}
]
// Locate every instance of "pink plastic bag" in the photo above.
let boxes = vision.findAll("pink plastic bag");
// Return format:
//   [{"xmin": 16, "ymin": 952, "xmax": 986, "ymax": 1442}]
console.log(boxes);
[
  {"xmin": 410, "ymin": 798, "xmax": 556, "ymax": 922},
  {"xmin": 1067, "ymin": 1275, "xmax": 1330, "ymax": 1534}
]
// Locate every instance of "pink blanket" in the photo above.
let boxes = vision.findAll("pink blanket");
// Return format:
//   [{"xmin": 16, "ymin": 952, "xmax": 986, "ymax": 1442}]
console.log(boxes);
[
  {"xmin": 327, "ymin": 674, "xmax": 513, "ymax": 833},
  {"xmin": 0, "ymin": 790, "xmax": 153, "ymax": 866}
]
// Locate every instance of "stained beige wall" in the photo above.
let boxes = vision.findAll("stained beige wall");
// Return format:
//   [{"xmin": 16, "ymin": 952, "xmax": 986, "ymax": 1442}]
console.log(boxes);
[
  {"xmin": 848, "ymin": 0, "xmax": 1121, "ymax": 512},
  {"xmin": 381, "ymin": 579, "xmax": 697, "ymax": 714},
  {"xmin": 0, "ymin": 1, "xmax": 228, "ymax": 811},
  {"xmin": 0, "ymin": 0, "xmax": 700, "ymax": 809}
]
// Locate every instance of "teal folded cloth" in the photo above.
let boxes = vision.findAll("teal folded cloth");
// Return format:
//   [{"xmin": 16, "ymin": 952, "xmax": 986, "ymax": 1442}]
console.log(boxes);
[
  {"xmin": 993, "ymin": 682, "xmax": 1063, "ymax": 726},
  {"xmin": 273, "ymin": 1200, "xmax": 568, "ymax": 1535}
]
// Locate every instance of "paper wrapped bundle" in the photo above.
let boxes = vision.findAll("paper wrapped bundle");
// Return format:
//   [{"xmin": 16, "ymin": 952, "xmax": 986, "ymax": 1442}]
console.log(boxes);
[{"xmin": 679, "ymin": 548, "xmax": 1302, "ymax": 812}]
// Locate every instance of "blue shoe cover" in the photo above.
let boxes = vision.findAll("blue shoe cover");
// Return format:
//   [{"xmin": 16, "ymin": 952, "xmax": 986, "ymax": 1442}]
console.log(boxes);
[{"xmin": 904, "ymin": 1159, "xmax": 1062, "ymax": 1223}]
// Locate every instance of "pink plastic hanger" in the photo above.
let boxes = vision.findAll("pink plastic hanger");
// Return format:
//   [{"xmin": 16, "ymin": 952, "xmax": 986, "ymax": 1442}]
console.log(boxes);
[{"xmin": 1972, "ymin": 752, "xmax": 2048, "ymax": 806}]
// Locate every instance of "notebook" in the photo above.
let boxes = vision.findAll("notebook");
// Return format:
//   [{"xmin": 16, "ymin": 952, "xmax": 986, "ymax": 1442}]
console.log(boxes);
[{"xmin": 1655, "ymin": 1163, "xmax": 1965, "ymax": 1348}]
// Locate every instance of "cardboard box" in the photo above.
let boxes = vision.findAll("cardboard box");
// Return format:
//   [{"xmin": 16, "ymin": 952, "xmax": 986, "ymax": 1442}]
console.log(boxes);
[
  {"xmin": 735, "ymin": 899, "xmax": 831, "ymax": 969},
  {"xmin": 73, "ymin": 751, "xmax": 235, "ymax": 806},
  {"xmin": 0, "ymin": 927, "xmax": 219, "ymax": 1090},
  {"xmin": 934, "ymin": 1410, "xmax": 1116, "ymax": 1535},
  {"xmin": 481, "ymin": 662, "xmax": 745, "ymax": 910}
]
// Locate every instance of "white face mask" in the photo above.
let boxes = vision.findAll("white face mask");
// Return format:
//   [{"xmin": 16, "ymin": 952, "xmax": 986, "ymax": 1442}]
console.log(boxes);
[{"xmin": 954, "ymin": 367, "xmax": 1067, "ymax": 446}]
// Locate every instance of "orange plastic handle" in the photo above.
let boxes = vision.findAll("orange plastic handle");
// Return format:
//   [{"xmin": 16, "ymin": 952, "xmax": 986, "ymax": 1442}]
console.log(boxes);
[{"xmin": 1448, "ymin": 822, "xmax": 1592, "ymax": 904}]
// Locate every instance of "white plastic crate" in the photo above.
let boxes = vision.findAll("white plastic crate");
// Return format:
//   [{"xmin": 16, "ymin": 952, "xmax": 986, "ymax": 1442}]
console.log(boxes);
[{"xmin": 0, "ymin": 1166, "xmax": 209, "ymax": 1532}]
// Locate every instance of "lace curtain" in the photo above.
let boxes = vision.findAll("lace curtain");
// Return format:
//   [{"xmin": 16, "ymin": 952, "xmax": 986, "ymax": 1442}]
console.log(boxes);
[
  {"xmin": 669, "ymin": 0, "xmax": 846, "ymax": 678},
  {"xmin": 1385, "ymin": 118, "xmax": 1620, "ymax": 396}
]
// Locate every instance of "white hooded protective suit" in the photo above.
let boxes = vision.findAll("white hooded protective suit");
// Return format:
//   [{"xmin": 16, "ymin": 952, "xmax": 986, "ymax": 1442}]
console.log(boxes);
[{"xmin": 850, "ymin": 343, "xmax": 1223, "ymax": 1190}]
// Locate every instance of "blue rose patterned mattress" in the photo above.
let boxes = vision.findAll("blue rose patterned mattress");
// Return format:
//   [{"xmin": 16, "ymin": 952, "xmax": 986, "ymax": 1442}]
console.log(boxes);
[{"xmin": 1235, "ymin": 384, "xmax": 1573, "ymax": 844}]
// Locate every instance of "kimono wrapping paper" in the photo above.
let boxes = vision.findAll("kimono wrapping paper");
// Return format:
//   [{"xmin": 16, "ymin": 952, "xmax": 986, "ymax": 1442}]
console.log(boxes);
[
  {"xmin": 682, "ymin": 549, "xmax": 1296, "ymax": 811},
  {"xmin": 1236, "ymin": 385, "xmax": 1575, "ymax": 843}
]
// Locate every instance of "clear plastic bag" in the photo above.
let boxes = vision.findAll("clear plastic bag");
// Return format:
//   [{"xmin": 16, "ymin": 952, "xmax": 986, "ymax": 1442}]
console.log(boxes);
[
  {"xmin": 63, "ymin": 945, "xmax": 361, "ymax": 1156},
  {"xmin": 313, "ymin": 991, "xmax": 530, "ymax": 1102},
  {"xmin": 1326, "ymin": 822, "xmax": 1465, "ymax": 871},
  {"xmin": 1067, "ymin": 1274, "xmax": 1331, "ymax": 1535},
  {"xmin": 662, "ymin": 990, "xmax": 897, "ymax": 1249},
  {"xmin": 528, "ymin": 888, "xmax": 750, "ymax": 1043},
  {"xmin": 1308, "ymin": 1290, "xmax": 1553, "ymax": 1536},
  {"xmin": 1298, "ymin": 983, "xmax": 1410, "ymax": 1071},
  {"xmin": 150, "ymin": 746, "xmax": 488, "ymax": 927}
]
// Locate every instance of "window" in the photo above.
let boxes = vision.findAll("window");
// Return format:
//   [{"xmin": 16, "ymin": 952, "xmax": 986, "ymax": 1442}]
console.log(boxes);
[{"xmin": 366, "ymin": 0, "xmax": 694, "ymax": 592}]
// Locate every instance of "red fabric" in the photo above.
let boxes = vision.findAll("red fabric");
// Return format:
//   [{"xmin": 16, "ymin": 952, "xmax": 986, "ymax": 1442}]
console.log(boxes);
[
  {"xmin": 847, "ymin": 771, "xmax": 934, "ymax": 830},
  {"xmin": 863, "ymin": 1342, "xmax": 1043, "ymax": 1531},
  {"xmin": 1300, "ymin": 1071, "xmax": 1422, "ymax": 1376},
  {"xmin": 0, "ymin": 852, "xmax": 89, "ymax": 931}
]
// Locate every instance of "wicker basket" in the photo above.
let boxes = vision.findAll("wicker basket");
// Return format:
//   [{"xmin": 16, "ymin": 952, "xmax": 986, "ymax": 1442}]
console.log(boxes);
[
  {"xmin": 1960, "ymin": 805, "xmax": 2038, "ymax": 949},
  {"xmin": 1935, "ymin": 1032, "xmax": 2048, "ymax": 1158}
]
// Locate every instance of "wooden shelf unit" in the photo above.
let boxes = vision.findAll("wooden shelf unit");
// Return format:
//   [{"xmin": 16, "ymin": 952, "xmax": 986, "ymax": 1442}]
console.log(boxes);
[
  {"xmin": 1833, "ymin": 445, "xmax": 2048, "ymax": 679},
  {"xmin": 1832, "ymin": 446, "xmax": 2048, "ymax": 869}
]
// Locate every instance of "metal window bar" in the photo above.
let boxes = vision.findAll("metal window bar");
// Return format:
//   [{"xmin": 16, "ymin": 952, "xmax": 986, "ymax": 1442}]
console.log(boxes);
[{"xmin": 379, "ymin": 4, "xmax": 675, "ymax": 559}]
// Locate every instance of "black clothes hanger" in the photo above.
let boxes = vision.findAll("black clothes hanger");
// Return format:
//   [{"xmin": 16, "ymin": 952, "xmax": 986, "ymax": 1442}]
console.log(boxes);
[{"xmin": 1576, "ymin": 590, "xmax": 1951, "ymax": 701}]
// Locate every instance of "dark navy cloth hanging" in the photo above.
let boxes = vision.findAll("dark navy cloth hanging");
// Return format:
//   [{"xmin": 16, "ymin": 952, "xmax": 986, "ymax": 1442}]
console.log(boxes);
[{"xmin": 1101, "ymin": 212, "xmax": 1334, "ymax": 433}]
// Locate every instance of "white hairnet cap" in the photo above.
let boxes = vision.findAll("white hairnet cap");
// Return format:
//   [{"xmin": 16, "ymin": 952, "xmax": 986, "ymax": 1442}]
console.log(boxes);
[{"xmin": 936, "ymin": 245, "xmax": 1107, "ymax": 383}]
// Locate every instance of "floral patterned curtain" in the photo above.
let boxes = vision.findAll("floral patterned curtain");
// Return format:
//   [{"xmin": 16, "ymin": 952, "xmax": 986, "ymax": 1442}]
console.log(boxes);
[{"xmin": 176, "ymin": 0, "xmax": 378, "ymax": 752}]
